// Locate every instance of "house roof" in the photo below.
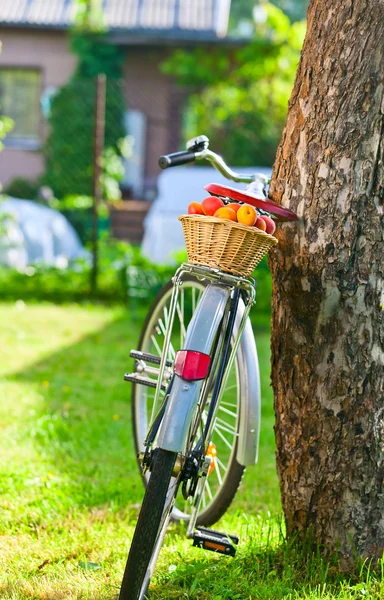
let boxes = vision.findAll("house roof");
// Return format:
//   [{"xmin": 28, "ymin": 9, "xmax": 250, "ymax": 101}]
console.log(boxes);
[{"xmin": 0, "ymin": 0, "xmax": 231, "ymax": 41}]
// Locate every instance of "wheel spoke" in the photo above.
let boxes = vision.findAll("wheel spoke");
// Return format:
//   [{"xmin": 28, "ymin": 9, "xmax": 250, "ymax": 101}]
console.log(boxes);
[
  {"xmin": 213, "ymin": 425, "xmax": 233, "ymax": 451},
  {"xmin": 223, "ymin": 384, "xmax": 237, "ymax": 393},
  {"xmin": 205, "ymin": 479, "xmax": 213, "ymax": 501},
  {"xmin": 215, "ymin": 416, "xmax": 238, "ymax": 436},
  {"xmin": 217, "ymin": 405, "xmax": 238, "ymax": 419},
  {"xmin": 163, "ymin": 305, "xmax": 169, "ymax": 329},
  {"xmin": 150, "ymin": 334, "xmax": 162, "ymax": 358},
  {"xmin": 221, "ymin": 400, "xmax": 238, "ymax": 409},
  {"xmin": 158, "ymin": 317, "xmax": 176, "ymax": 360},
  {"xmin": 176, "ymin": 301, "xmax": 187, "ymax": 344},
  {"xmin": 202, "ymin": 486, "xmax": 207, "ymax": 507},
  {"xmin": 216, "ymin": 456, "xmax": 228, "ymax": 472},
  {"xmin": 212, "ymin": 457, "xmax": 223, "ymax": 485}
]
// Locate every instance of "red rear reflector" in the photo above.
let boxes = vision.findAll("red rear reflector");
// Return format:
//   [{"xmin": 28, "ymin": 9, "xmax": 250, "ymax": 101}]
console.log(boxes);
[{"xmin": 174, "ymin": 350, "xmax": 211, "ymax": 381}]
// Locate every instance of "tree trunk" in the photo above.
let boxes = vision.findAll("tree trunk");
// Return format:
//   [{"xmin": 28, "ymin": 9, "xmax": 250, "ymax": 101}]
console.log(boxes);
[{"xmin": 269, "ymin": 0, "xmax": 384, "ymax": 566}]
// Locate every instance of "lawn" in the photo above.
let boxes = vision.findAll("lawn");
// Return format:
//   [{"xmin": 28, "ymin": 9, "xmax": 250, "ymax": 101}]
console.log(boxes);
[{"xmin": 0, "ymin": 301, "xmax": 382, "ymax": 599}]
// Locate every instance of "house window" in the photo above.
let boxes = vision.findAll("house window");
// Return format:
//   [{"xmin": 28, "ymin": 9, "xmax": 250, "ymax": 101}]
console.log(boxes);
[{"xmin": 0, "ymin": 68, "xmax": 41, "ymax": 149}]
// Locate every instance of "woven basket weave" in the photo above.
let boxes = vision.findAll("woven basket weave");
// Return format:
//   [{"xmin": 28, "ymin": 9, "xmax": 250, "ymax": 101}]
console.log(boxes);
[{"xmin": 179, "ymin": 214, "xmax": 278, "ymax": 277}]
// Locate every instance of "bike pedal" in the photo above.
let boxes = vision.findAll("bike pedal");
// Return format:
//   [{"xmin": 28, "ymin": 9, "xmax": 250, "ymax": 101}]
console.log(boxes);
[
  {"xmin": 124, "ymin": 372, "xmax": 166, "ymax": 390},
  {"xmin": 192, "ymin": 526, "xmax": 239, "ymax": 557},
  {"xmin": 129, "ymin": 350, "xmax": 173, "ymax": 368}
]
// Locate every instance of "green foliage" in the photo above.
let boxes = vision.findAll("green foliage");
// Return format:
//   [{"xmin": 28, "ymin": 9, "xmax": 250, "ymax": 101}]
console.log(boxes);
[
  {"xmin": 0, "ymin": 206, "xmax": 9, "ymax": 239},
  {"xmin": 72, "ymin": 0, "xmax": 105, "ymax": 32},
  {"xmin": 163, "ymin": 3, "xmax": 306, "ymax": 166},
  {"xmin": 101, "ymin": 143, "xmax": 127, "ymax": 201},
  {"xmin": 4, "ymin": 176, "xmax": 41, "ymax": 200},
  {"xmin": 44, "ymin": 73, "xmax": 126, "ymax": 200},
  {"xmin": 229, "ymin": 0, "xmax": 308, "ymax": 31},
  {"xmin": 53, "ymin": 194, "xmax": 94, "ymax": 210},
  {"xmin": 0, "ymin": 114, "xmax": 13, "ymax": 154},
  {"xmin": 0, "ymin": 40, "xmax": 13, "ymax": 157},
  {"xmin": 43, "ymin": 30, "xmax": 126, "ymax": 201},
  {"xmin": 0, "ymin": 236, "xmax": 175, "ymax": 304},
  {"xmin": 70, "ymin": 32, "xmax": 124, "ymax": 78}
]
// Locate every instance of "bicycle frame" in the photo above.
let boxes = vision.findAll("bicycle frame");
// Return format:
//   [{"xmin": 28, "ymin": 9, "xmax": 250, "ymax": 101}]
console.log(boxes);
[{"xmin": 155, "ymin": 262, "xmax": 261, "ymax": 467}]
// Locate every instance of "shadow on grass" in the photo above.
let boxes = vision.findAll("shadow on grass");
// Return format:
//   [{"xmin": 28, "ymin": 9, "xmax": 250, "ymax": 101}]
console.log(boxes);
[
  {"xmin": 5, "ymin": 310, "xmax": 147, "ymax": 519},
  {"xmin": 2, "ymin": 301, "xmax": 277, "ymax": 534}
]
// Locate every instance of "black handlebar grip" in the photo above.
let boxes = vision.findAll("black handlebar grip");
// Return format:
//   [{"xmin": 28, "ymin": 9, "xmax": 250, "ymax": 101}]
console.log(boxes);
[{"xmin": 158, "ymin": 150, "xmax": 196, "ymax": 169}]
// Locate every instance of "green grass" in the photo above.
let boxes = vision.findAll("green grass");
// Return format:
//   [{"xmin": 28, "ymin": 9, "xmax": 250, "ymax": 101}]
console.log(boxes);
[{"xmin": 0, "ymin": 301, "xmax": 382, "ymax": 599}]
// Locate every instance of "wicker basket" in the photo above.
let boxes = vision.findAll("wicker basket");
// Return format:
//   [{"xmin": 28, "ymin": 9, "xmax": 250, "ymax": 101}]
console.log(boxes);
[{"xmin": 179, "ymin": 214, "xmax": 278, "ymax": 277}]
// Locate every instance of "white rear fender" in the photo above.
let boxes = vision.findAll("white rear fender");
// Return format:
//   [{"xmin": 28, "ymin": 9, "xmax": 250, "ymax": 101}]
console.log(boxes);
[
  {"xmin": 157, "ymin": 284, "xmax": 231, "ymax": 452},
  {"xmin": 157, "ymin": 283, "xmax": 261, "ymax": 467}
]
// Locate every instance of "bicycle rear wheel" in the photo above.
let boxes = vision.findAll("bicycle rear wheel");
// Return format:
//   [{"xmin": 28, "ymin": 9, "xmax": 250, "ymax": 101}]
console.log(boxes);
[
  {"xmin": 119, "ymin": 449, "xmax": 178, "ymax": 600},
  {"xmin": 132, "ymin": 278, "xmax": 246, "ymax": 526}
]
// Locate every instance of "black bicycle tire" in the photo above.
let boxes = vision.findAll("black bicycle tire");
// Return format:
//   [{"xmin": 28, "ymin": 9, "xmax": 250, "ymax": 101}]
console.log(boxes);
[
  {"xmin": 119, "ymin": 448, "xmax": 178, "ymax": 600},
  {"xmin": 131, "ymin": 278, "xmax": 246, "ymax": 527}
]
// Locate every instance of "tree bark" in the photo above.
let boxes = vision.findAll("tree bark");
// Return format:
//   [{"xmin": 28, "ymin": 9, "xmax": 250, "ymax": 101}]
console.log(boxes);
[{"xmin": 269, "ymin": 0, "xmax": 384, "ymax": 566}]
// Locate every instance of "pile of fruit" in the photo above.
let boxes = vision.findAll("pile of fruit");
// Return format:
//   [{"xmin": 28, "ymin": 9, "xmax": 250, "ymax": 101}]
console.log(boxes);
[{"xmin": 187, "ymin": 196, "xmax": 276, "ymax": 236}]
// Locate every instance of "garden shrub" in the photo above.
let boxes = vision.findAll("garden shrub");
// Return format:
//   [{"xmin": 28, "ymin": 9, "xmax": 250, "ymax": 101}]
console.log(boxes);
[
  {"xmin": 0, "ymin": 237, "xmax": 174, "ymax": 305},
  {"xmin": 0, "ymin": 236, "xmax": 272, "ymax": 328},
  {"xmin": 44, "ymin": 32, "xmax": 126, "ymax": 200},
  {"xmin": 4, "ymin": 177, "xmax": 41, "ymax": 200}
]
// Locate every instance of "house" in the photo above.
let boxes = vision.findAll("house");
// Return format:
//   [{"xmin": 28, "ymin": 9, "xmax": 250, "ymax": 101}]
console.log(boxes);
[{"xmin": 0, "ymin": 0, "xmax": 233, "ymax": 201}]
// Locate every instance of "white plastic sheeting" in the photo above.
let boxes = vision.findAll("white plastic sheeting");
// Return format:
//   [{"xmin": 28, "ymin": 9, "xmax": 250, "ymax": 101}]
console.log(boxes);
[
  {"xmin": 141, "ymin": 165, "xmax": 272, "ymax": 265},
  {"xmin": 0, "ymin": 198, "xmax": 88, "ymax": 269}
]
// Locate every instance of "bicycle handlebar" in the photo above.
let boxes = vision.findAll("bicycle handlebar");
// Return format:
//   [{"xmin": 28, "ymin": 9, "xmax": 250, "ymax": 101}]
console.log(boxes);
[
  {"xmin": 158, "ymin": 150, "xmax": 196, "ymax": 169},
  {"xmin": 195, "ymin": 149, "xmax": 255, "ymax": 184},
  {"xmin": 159, "ymin": 146, "xmax": 257, "ymax": 185}
]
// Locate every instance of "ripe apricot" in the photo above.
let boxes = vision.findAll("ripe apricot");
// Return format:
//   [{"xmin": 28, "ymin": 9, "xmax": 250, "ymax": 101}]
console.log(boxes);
[
  {"xmin": 259, "ymin": 215, "xmax": 276, "ymax": 235},
  {"xmin": 254, "ymin": 216, "xmax": 267, "ymax": 231},
  {"xmin": 214, "ymin": 207, "xmax": 237, "ymax": 221},
  {"xmin": 188, "ymin": 202, "xmax": 204, "ymax": 215},
  {"xmin": 202, "ymin": 196, "xmax": 224, "ymax": 216},
  {"xmin": 237, "ymin": 204, "xmax": 257, "ymax": 226},
  {"xmin": 226, "ymin": 203, "xmax": 242, "ymax": 213}
]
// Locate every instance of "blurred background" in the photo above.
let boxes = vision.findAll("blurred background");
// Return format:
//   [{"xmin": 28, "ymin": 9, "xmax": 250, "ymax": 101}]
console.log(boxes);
[{"xmin": 0, "ymin": 0, "xmax": 307, "ymax": 309}]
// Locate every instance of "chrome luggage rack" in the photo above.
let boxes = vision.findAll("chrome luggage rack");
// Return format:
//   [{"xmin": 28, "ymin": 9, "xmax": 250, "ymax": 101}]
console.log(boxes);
[{"xmin": 124, "ymin": 263, "xmax": 256, "ymax": 412}]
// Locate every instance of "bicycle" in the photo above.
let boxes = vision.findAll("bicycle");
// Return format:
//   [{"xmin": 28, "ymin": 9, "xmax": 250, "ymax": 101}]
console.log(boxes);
[{"xmin": 119, "ymin": 135, "xmax": 297, "ymax": 600}]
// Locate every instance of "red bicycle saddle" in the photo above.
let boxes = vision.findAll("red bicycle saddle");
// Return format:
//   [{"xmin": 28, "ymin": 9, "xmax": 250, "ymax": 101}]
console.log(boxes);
[{"xmin": 204, "ymin": 183, "xmax": 298, "ymax": 222}]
